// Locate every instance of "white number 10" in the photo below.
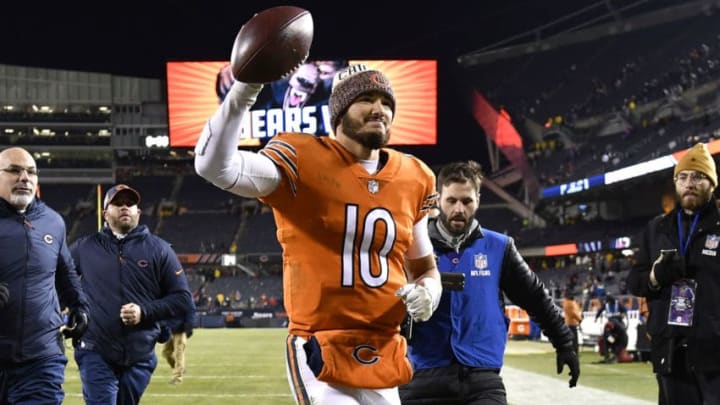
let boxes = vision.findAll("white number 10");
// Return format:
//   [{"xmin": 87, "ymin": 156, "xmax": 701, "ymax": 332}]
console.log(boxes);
[{"xmin": 342, "ymin": 205, "xmax": 396, "ymax": 288}]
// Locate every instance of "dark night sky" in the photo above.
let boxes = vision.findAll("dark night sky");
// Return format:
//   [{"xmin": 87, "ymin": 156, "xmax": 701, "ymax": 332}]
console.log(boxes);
[
  {"xmin": 2, "ymin": 1, "xmax": 590, "ymax": 77},
  {"xmin": 0, "ymin": 1, "xmax": 616, "ymax": 166}
]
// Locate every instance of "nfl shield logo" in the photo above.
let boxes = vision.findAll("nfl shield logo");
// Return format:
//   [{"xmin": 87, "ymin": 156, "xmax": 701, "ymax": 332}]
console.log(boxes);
[
  {"xmin": 705, "ymin": 234, "xmax": 720, "ymax": 250},
  {"xmin": 474, "ymin": 254, "xmax": 488, "ymax": 270},
  {"xmin": 368, "ymin": 180, "xmax": 379, "ymax": 194}
]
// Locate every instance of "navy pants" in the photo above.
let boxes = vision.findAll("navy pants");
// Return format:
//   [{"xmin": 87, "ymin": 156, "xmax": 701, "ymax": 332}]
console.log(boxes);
[
  {"xmin": 399, "ymin": 363, "xmax": 506, "ymax": 404},
  {"xmin": 75, "ymin": 348, "xmax": 157, "ymax": 405},
  {"xmin": 0, "ymin": 353, "xmax": 67, "ymax": 404}
]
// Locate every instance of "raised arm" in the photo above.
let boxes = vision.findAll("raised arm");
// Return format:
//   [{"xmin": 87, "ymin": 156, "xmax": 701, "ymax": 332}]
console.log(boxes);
[{"xmin": 194, "ymin": 82, "xmax": 281, "ymax": 198}]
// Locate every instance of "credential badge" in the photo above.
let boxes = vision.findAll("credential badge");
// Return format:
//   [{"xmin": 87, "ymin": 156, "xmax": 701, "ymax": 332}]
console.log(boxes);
[{"xmin": 368, "ymin": 180, "xmax": 379, "ymax": 194}]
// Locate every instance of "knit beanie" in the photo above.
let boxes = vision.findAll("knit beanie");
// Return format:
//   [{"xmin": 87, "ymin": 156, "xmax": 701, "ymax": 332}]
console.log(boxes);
[
  {"xmin": 329, "ymin": 64, "xmax": 395, "ymax": 131},
  {"xmin": 674, "ymin": 142, "xmax": 717, "ymax": 186}
]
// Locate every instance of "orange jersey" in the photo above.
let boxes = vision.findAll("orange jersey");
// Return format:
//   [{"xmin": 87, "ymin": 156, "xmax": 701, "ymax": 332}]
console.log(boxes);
[
  {"xmin": 563, "ymin": 298, "xmax": 582, "ymax": 327},
  {"xmin": 259, "ymin": 133, "xmax": 437, "ymax": 337}
]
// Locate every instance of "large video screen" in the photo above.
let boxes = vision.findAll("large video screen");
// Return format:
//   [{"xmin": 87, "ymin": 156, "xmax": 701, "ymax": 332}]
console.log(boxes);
[{"xmin": 166, "ymin": 59, "xmax": 437, "ymax": 147}]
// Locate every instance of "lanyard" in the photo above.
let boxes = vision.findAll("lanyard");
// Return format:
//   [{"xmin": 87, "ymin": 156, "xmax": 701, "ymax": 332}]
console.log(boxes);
[{"xmin": 676, "ymin": 210, "xmax": 700, "ymax": 257}]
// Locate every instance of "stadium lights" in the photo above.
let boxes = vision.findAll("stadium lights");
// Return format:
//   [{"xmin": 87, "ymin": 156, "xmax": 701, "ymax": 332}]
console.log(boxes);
[
  {"xmin": 542, "ymin": 138, "xmax": 720, "ymax": 199},
  {"xmin": 221, "ymin": 254, "xmax": 237, "ymax": 267},
  {"xmin": 31, "ymin": 105, "xmax": 53, "ymax": 113},
  {"xmin": 145, "ymin": 135, "xmax": 169, "ymax": 148},
  {"xmin": 32, "ymin": 128, "xmax": 55, "ymax": 136},
  {"xmin": 621, "ymin": 249, "xmax": 634, "ymax": 257},
  {"xmin": 32, "ymin": 152, "xmax": 51, "ymax": 159},
  {"xmin": 520, "ymin": 235, "xmax": 635, "ymax": 257}
]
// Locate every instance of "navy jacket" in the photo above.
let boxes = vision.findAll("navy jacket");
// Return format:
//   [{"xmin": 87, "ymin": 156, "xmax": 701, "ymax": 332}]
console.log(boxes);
[
  {"xmin": 165, "ymin": 304, "xmax": 196, "ymax": 336},
  {"xmin": 0, "ymin": 198, "xmax": 88, "ymax": 363},
  {"xmin": 70, "ymin": 225, "xmax": 193, "ymax": 366},
  {"xmin": 408, "ymin": 219, "xmax": 573, "ymax": 370}
]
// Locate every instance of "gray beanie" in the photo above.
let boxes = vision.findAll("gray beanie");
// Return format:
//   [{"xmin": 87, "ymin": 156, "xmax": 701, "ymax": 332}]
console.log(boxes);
[{"xmin": 329, "ymin": 64, "xmax": 396, "ymax": 131}]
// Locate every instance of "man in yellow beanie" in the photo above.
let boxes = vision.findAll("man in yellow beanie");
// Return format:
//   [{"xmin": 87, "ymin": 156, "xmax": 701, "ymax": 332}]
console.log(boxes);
[
  {"xmin": 627, "ymin": 142, "xmax": 720, "ymax": 404},
  {"xmin": 673, "ymin": 143, "xmax": 718, "ymax": 188}
]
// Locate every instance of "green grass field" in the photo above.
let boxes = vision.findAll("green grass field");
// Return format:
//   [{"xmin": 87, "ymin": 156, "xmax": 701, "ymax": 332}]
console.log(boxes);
[{"xmin": 60, "ymin": 329, "xmax": 656, "ymax": 404}]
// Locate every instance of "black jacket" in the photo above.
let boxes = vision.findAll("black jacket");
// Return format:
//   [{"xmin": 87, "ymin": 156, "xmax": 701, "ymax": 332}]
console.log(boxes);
[{"xmin": 627, "ymin": 200, "xmax": 720, "ymax": 373}]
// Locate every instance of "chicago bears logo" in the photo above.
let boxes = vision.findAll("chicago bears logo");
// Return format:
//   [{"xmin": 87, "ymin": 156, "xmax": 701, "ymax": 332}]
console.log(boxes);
[
  {"xmin": 43, "ymin": 234, "xmax": 54, "ymax": 244},
  {"xmin": 352, "ymin": 344, "xmax": 380, "ymax": 365},
  {"xmin": 369, "ymin": 72, "xmax": 390, "ymax": 88}
]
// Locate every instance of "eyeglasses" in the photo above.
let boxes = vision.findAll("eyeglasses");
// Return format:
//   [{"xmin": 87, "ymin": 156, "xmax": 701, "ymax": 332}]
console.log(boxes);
[
  {"xmin": 1, "ymin": 166, "xmax": 39, "ymax": 177},
  {"xmin": 674, "ymin": 172, "xmax": 709, "ymax": 184}
]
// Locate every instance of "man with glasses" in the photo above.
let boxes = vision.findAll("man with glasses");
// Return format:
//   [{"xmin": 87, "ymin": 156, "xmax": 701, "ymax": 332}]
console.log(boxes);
[
  {"xmin": 627, "ymin": 142, "xmax": 720, "ymax": 404},
  {"xmin": 0, "ymin": 147, "xmax": 89, "ymax": 404}
]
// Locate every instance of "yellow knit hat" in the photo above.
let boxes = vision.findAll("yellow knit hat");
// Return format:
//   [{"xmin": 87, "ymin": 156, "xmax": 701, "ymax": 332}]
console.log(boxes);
[{"xmin": 674, "ymin": 143, "xmax": 717, "ymax": 186}]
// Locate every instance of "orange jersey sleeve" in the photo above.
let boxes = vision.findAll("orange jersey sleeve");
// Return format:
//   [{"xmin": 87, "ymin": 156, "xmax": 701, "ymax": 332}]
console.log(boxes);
[
  {"xmin": 259, "ymin": 133, "xmax": 437, "ymax": 336},
  {"xmin": 563, "ymin": 299, "xmax": 583, "ymax": 326}
]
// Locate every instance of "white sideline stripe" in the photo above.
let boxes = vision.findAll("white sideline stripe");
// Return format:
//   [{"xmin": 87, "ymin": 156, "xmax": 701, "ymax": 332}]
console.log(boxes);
[
  {"xmin": 65, "ymin": 393, "xmax": 292, "ymax": 398},
  {"xmin": 502, "ymin": 366, "xmax": 654, "ymax": 405},
  {"xmin": 64, "ymin": 375, "xmax": 274, "ymax": 380}
]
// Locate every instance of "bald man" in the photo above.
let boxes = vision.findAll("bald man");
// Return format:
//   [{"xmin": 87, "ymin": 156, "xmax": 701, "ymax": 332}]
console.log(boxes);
[{"xmin": 0, "ymin": 147, "xmax": 89, "ymax": 404}]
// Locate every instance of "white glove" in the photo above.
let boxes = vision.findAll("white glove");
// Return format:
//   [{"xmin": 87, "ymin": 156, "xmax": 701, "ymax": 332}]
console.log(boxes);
[{"xmin": 396, "ymin": 277, "xmax": 442, "ymax": 322}]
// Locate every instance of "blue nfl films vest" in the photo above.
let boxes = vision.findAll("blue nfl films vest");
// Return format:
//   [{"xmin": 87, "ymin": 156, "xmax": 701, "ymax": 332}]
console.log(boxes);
[{"xmin": 408, "ymin": 229, "xmax": 510, "ymax": 370}]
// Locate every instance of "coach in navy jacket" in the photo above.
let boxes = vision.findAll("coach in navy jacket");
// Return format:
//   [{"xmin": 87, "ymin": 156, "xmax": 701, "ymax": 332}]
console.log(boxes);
[
  {"xmin": 70, "ymin": 184, "xmax": 193, "ymax": 405},
  {"xmin": 0, "ymin": 147, "xmax": 88, "ymax": 404},
  {"xmin": 400, "ymin": 161, "xmax": 579, "ymax": 404}
]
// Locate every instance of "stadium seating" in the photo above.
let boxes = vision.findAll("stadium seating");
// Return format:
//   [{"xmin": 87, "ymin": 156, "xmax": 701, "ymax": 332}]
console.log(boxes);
[
  {"xmin": 159, "ymin": 213, "xmax": 240, "ymax": 253},
  {"xmin": 234, "ymin": 210, "xmax": 282, "ymax": 255}
]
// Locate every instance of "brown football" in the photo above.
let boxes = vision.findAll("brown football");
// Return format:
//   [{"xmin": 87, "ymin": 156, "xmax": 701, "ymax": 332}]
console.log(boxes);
[{"xmin": 230, "ymin": 6, "xmax": 314, "ymax": 84}]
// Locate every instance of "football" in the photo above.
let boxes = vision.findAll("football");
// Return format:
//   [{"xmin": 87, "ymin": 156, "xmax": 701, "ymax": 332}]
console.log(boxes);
[{"xmin": 230, "ymin": 6, "xmax": 314, "ymax": 84}]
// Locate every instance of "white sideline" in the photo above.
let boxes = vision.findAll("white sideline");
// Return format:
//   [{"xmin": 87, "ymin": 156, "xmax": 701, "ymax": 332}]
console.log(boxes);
[
  {"xmin": 65, "ymin": 393, "xmax": 292, "ymax": 398},
  {"xmin": 501, "ymin": 366, "xmax": 654, "ymax": 405}
]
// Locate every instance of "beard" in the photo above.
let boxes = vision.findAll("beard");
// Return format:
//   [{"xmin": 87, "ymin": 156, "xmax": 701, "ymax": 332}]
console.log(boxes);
[
  {"xmin": 677, "ymin": 187, "xmax": 713, "ymax": 212},
  {"xmin": 107, "ymin": 216, "xmax": 138, "ymax": 234},
  {"xmin": 340, "ymin": 114, "xmax": 390, "ymax": 150},
  {"xmin": 114, "ymin": 222, "xmax": 134, "ymax": 234},
  {"xmin": 10, "ymin": 193, "xmax": 34, "ymax": 210},
  {"xmin": 439, "ymin": 211, "xmax": 471, "ymax": 236}
]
